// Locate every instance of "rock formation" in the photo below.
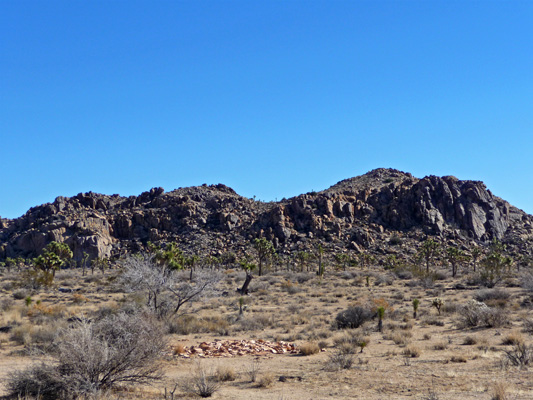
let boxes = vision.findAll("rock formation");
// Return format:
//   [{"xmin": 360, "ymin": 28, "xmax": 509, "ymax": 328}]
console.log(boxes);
[{"xmin": 1, "ymin": 169, "xmax": 532, "ymax": 263}]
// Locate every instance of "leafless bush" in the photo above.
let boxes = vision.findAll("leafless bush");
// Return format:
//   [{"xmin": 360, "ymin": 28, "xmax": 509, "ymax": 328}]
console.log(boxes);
[
  {"xmin": 119, "ymin": 254, "xmax": 220, "ymax": 319},
  {"xmin": 7, "ymin": 312, "xmax": 166, "ymax": 399},
  {"xmin": 457, "ymin": 300, "xmax": 509, "ymax": 329},
  {"xmin": 183, "ymin": 362, "xmax": 220, "ymax": 398},
  {"xmin": 502, "ymin": 342, "xmax": 533, "ymax": 368},
  {"xmin": 325, "ymin": 348, "xmax": 355, "ymax": 370},
  {"xmin": 244, "ymin": 359, "xmax": 261, "ymax": 383}
]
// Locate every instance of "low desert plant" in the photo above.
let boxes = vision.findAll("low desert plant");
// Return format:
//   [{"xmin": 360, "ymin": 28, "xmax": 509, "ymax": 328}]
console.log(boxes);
[
  {"xmin": 334, "ymin": 305, "xmax": 372, "ymax": 329},
  {"xmin": 7, "ymin": 312, "xmax": 166, "ymax": 399},
  {"xmin": 501, "ymin": 331, "xmax": 524, "ymax": 346},
  {"xmin": 402, "ymin": 345, "xmax": 421, "ymax": 358},
  {"xmin": 491, "ymin": 381, "xmax": 510, "ymax": 400},
  {"xmin": 257, "ymin": 373, "xmax": 274, "ymax": 388},
  {"xmin": 245, "ymin": 359, "xmax": 261, "ymax": 383},
  {"xmin": 215, "ymin": 365, "xmax": 236, "ymax": 382},
  {"xmin": 184, "ymin": 362, "xmax": 220, "ymax": 398},
  {"xmin": 462, "ymin": 335, "xmax": 478, "ymax": 345},
  {"xmin": 300, "ymin": 342, "xmax": 320, "ymax": 356},
  {"xmin": 502, "ymin": 342, "xmax": 533, "ymax": 368},
  {"xmin": 457, "ymin": 300, "xmax": 509, "ymax": 329},
  {"xmin": 325, "ymin": 348, "xmax": 355, "ymax": 370}
]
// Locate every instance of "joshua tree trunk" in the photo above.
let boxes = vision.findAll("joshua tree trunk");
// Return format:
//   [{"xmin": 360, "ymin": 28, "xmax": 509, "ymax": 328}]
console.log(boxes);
[{"xmin": 238, "ymin": 273, "xmax": 253, "ymax": 295}]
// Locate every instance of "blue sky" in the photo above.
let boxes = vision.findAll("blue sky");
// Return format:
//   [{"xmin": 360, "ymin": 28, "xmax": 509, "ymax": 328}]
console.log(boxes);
[{"xmin": 1, "ymin": 0, "xmax": 532, "ymax": 219}]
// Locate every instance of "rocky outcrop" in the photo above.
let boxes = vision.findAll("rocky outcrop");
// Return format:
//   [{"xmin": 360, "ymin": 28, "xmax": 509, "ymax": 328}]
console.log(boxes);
[{"xmin": 1, "ymin": 169, "xmax": 532, "ymax": 263}]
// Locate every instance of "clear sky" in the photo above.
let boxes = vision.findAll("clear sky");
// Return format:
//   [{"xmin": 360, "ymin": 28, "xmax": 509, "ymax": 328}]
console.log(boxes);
[{"xmin": 1, "ymin": 0, "xmax": 532, "ymax": 219}]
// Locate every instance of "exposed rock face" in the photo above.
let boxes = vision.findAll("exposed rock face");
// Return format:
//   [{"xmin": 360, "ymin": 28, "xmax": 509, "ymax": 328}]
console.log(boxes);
[{"xmin": 1, "ymin": 169, "xmax": 532, "ymax": 262}]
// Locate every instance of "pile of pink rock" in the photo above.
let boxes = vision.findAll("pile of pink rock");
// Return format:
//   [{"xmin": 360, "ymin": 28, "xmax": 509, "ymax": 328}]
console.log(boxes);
[{"xmin": 175, "ymin": 339, "xmax": 299, "ymax": 358}]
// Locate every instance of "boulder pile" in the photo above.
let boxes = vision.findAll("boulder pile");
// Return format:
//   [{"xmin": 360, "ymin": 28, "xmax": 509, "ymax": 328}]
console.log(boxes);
[{"xmin": 174, "ymin": 339, "xmax": 299, "ymax": 358}]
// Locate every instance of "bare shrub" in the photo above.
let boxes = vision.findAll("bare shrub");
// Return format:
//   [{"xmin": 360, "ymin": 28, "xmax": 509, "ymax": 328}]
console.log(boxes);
[
  {"xmin": 119, "ymin": 254, "xmax": 220, "ymax": 319},
  {"xmin": 523, "ymin": 318, "xmax": 533, "ymax": 334},
  {"xmin": 335, "ymin": 306, "xmax": 372, "ymax": 329},
  {"xmin": 502, "ymin": 342, "xmax": 533, "ymax": 368},
  {"xmin": 244, "ymin": 359, "xmax": 261, "ymax": 383},
  {"xmin": 7, "ymin": 312, "xmax": 166, "ymax": 399},
  {"xmin": 457, "ymin": 300, "xmax": 509, "ymax": 329},
  {"xmin": 325, "ymin": 348, "xmax": 355, "ymax": 370},
  {"xmin": 7, "ymin": 363, "xmax": 64, "ymax": 400},
  {"xmin": 183, "ymin": 362, "xmax": 220, "ymax": 398}
]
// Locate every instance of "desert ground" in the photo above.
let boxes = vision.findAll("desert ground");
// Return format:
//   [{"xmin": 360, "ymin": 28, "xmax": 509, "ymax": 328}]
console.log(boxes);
[{"xmin": 1, "ymin": 262, "xmax": 532, "ymax": 400}]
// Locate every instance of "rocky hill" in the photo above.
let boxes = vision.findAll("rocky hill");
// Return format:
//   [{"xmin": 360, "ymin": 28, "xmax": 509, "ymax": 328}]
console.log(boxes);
[{"xmin": 1, "ymin": 168, "xmax": 532, "ymax": 263}]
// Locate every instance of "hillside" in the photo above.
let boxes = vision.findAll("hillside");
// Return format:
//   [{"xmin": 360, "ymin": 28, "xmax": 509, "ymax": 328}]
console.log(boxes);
[{"xmin": 1, "ymin": 168, "xmax": 532, "ymax": 262}]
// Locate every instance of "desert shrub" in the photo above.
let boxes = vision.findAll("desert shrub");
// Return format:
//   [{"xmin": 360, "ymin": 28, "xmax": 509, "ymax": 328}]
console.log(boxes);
[
  {"xmin": 474, "ymin": 288, "xmax": 511, "ymax": 303},
  {"xmin": 183, "ymin": 362, "xmax": 220, "ymax": 398},
  {"xmin": 402, "ymin": 345, "xmax": 421, "ymax": 358},
  {"xmin": 462, "ymin": 336, "xmax": 478, "ymax": 345},
  {"xmin": 244, "ymin": 359, "xmax": 261, "ymax": 383},
  {"xmin": 0, "ymin": 297, "xmax": 14, "ymax": 311},
  {"xmin": 10, "ymin": 324, "xmax": 33, "ymax": 346},
  {"xmin": 300, "ymin": 342, "xmax": 320, "ymax": 356},
  {"xmin": 294, "ymin": 272, "xmax": 314, "ymax": 284},
  {"xmin": 13, "ymin": 289, "xmax": 29, "ymax": 300},
  {"xmin": 457, "ymin": 300, "xmax": 509, "ymax": 329},
  {"xmin": 325, "ymin": 347, "xmax": 355, "ymax": 370},
  {"xmin": 423, "ymin": 317, "xmax": 445, "ymax": 327},
  {"xmin": 501, "ymin": 331, "xmax": 524, "ymax": 346},
  {"xmin": 335, "ymin": 306, "xmax": 373, "ymax": 330},
  {"xmin": 7, "ymin": 363, "xmax": 64, "ymax": 400},
  {"xmin": 257, "ymin": 373, "xmax": 274, "ymax": 388},
  {"xmin": 215, "ymin": 365, "xmax": 236, "ymax": 382},
  {"xmin": 491, "ymin": 382, "xmax": 510, "ymax": 400},
  {"xmin": 386, "ymin": 331, "xmax": 410, "ymax": 347},
  {"xmin": 7, "ymin": 312, "xmax": 166, "ymax": 399},
  {"xmin": 433, "ymin": 342, "xmax": 448, "ymax": 350},
  {"xmin": 502, "ymin": 342, "xmax": 533, "ymax": 368},
  {"xmin": 450, "ymin": 355, "xmax": 467, "ymax": 363},
  {"xmin": 374, "ymin": 274, "xmax": 394, "ymax": 286},
  {"xmin": 523, "ymin": 318, "xmax": 533, "ymax": 334}
]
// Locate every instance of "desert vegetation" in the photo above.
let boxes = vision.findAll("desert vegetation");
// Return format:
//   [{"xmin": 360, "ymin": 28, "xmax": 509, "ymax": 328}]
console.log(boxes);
[{"xmin": 0, "ymin": 236, "xmax": 533, "ymax": 399}]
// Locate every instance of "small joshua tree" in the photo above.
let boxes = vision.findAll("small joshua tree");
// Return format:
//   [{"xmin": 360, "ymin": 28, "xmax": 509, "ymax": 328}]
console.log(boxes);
[
  {"xmin": 412, "ymin": 298, "xmax": 420, "ymax": 319},
  {"xmin": 432, "ymin": 298, "xmax": 444, "ymax": 315},
  {"xmin": 377, "ymin": 306, "xmax": 385, "ymax": 332}
]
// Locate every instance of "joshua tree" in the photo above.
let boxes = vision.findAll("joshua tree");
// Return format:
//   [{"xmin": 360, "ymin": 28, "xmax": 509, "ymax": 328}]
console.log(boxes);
[
  {"xmin": 377, "ymin": 307, "xmax": 385, "ymax": 332},
  {"xmin": 253, "ymin": 238, "xmax": 275, "ymax": 276},
  {"xmin": 359, "ymin": 251, "xmax": 375, "ymax": 269},
  {"xmin": 237, "ymin": 257, "xmax": 256, "ymax": 295},
  {"xmin": 432, "ymin": 298, "xmax": 443, "ymax": 315},
  {"xmin": 33, "ymin": 241, "xmax": 73, "ymax": 280},
  {"xmin": 445, "ymin": 246, "xmax": 469, "ymax": 278},
  {"xmin": 418, "ymin": 239, "xmax": 440, "ymax": 273},
  {"xmin": 471, "ymin": 246, "xmax": 482, "ymax": 272},
  {"xmin": 296, "ymin": 251, "xmax": 312, "ymax": 272},
  {"xmin": 412, "ymin": 298, "xmax": 420, "ymax": 319},
  {"xmin": 317, "ymin": 244, "xmax": 325, "ymax": 277}
]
